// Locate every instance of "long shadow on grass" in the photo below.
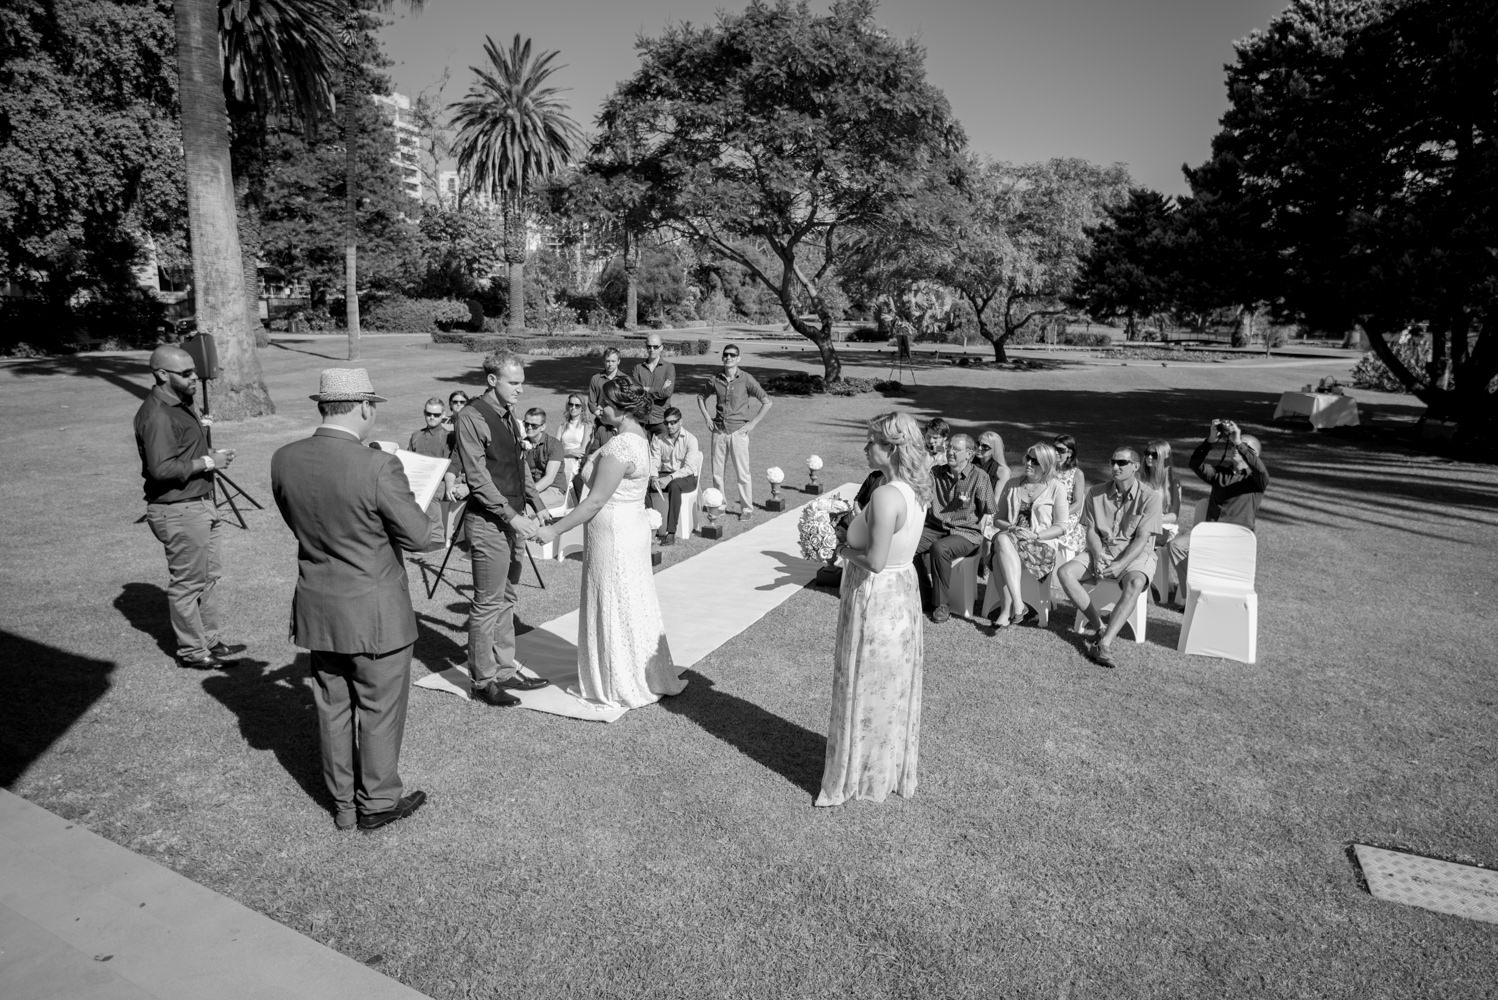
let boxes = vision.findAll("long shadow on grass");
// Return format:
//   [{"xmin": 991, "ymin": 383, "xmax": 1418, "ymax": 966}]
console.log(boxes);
[
  {"xmin": 659, "ymin": 669, "xmax": 825, "ymax": 797},
  {"xmin": 5, "ymin": 353, "xmax": 152, "ymax": 402},
  {"xmin": 0, "ymin": 631, "xmax": 115, "ymax": 788},
  {"xmin": 201, "ymin": 656, "xmax": 329, "ymax": 813},
  {"xmin": 113, "ymin": 582, "xmax": 179, "ymax": 657}
]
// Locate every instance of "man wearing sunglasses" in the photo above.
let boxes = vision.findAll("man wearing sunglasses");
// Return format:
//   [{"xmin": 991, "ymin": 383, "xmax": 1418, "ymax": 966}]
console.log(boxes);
[
  {"xmin": 632, "ymin": 335, "xmax": 676, "ymax": 436},
  {"xmin": 133, "ymin": 345, "xmax": 243, "ymax": 670},
  {"xmin": 1058, "ymin": 448, "xmax": 1161, "ymax": 668},
  {"xmin": 407, "ymin": 397, "xmax": 451, "ymax": 459},
  {"xmin": 696, "ymin": 344, "xmax": 772, "ymax": 519},
  {"xmin": 648, "ymin": 406, "xmax": 701, "ymax": 544},
  {"xmin": 522, "ymin": 407, "xmax": 566, "ymax": 510}
]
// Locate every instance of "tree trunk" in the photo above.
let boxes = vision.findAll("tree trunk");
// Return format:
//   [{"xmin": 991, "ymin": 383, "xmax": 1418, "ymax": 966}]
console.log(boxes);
[
  {"xmin": 1232, "ymin": 305, "xmax": 1254, "ymax": 348},
  {"xmin": 623, "ymin": 233, "xmax": 639, "ymax": 330},
  {"xmin": 504, "ymin": 194, "xmax": 525, "ymax": 332},
  {"xmin": 343, "ymin": 55, "xmax": 361, "ymax": 361},
  {"xmin": 172, "ymin": 0, "xmax": 272, "ymax": 419}
]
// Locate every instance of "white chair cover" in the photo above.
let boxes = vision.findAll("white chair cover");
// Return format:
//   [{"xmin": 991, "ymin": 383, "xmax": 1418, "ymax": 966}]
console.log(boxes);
[
  {"xmin": 1071, "ymin": 576, "xmax": 1147, "ymax": 643},
  {"xmin": 1177, "ymin": 522, "xmax": 1257, "ymax": 663}
]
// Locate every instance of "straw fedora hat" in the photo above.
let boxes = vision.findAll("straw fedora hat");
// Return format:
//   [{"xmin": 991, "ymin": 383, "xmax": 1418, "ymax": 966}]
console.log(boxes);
[{"xmin": 309, "ymin": 368, "xmax": 388, "ymax": 403}]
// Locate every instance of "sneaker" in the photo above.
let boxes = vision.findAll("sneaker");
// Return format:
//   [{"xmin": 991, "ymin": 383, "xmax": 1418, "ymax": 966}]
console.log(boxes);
[
  {"xmin": 931, "ymin": 605, "xmax": 951, "ymax": 624},
  {"xmin": 1087, "ymin": 640, "xmax": 1118, "ymax": 669}
]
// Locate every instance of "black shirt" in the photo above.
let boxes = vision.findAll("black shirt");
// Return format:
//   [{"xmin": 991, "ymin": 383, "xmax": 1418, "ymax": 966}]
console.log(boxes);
[{"xmin": 134, "ymin": 384, "xmax": 212, "ymax": 503}]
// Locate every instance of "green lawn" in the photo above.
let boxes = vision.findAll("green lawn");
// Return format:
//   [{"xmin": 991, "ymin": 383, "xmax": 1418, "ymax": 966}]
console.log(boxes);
[{"xmin": 2, "ymin": 335, "xmax": 1495, "ymax": 999}]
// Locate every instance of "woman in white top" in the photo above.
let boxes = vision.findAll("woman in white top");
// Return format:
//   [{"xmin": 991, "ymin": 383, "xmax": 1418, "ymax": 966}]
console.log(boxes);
[
  {"xmin": 987, "ymin": 442, "xmax": 1072, "ymax": 628},
  {"xmin": 557, "ymin": 392, "xmax": 593, "ymax": 499},
  {"xmin": 1141, "ymin": 438, "xmax": 1181, "ymax": 523},
  {"xmin": 818, "ymin": 412, "xmax": 932, "ymax": 807}
]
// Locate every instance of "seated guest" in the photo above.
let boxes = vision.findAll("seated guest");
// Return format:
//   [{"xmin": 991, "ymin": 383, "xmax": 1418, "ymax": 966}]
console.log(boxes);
[
  {"xmin": 648, "ymin": 406, "xmax": 701, "ymax": 545},
  {"xmin": 924, "ymin": 417, "xmax": 951, "ymax": 468},
  {"xmin": 987, "ymin": 442, "xmax": 1072, "ymax": 628},
  {"xmin": 914, "ymin": 433, "xmax": 994, "ymax": 623},
  {"xmin": 977, "ymin": 431, "xmax": 1011, "ymax": 497},
  {"xmin": 1166, "ymin": 420, "xmax": 1268, "ymax": 607},
  {"xmin": 1053, "ymin": 433, "xmax": 1088, "ymax": 555},
  {"xmin": 522, "ymin": 407, "xmax": 566, "ymax": 510},
  {"xmin": 408, "ymin": 397, "xmax": 451, "ymax": 458},
  {"xmin": 446, "ymin": 391, "xmax": 469, "ymax": 431},
  {"xmin": 557, "ymin": 392, "xmax": 593, "ymax": 500},
  {"xmin": 1057, "ymin": 447, "xmax": 1161, "ymax": 668},
  {"xmin": 1141, "ymin": 438, "xmax": 1181, "ymax": 523}
]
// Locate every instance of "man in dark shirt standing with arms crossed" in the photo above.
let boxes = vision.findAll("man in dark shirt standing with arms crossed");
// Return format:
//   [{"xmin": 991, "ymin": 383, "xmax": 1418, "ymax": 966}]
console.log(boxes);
[
  {"xmin": 133, "ymin": 345, "xmax": 244, "ymax": 670},
  {"xmin": 1166, "ymin": 419, "xmax": 1269, "ymax": 606},
  {"xmin": 633, "ymin": 334, "xmax": 676, "ymax": 437}
]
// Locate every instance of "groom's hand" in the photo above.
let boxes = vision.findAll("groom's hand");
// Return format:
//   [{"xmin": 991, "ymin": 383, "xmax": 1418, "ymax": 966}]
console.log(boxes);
[{"xmin": 509, "ymin": 514, "xmax": 539, "ymax": 539}]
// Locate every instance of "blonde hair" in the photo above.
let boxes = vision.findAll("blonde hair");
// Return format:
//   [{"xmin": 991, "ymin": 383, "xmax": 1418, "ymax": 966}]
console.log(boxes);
[
  {"xmin": 1024, "ymin": 442, "xmax": 1060, "ymax": 482},
  {"xmin": 1142, "ymin": 439, "xmax": 1175, "ymax": 493},
  {"xmin": 869, "ymin": 412, "xmax": 933, "ymax": 508},
  {"xmin": 978, "ymin": 430, "xmax": 1007, "ymax": 468}
]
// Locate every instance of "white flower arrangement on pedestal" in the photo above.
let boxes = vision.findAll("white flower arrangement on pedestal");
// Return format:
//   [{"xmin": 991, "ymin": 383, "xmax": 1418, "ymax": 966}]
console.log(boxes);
[
  {"xmin": 647, "ymin": 508, "xmax": 664, "ymax": 532},
  {"xmin": 700, "ymin": 486, "xmax": 725, "ymax": 510},
  {"xmin": 766, "ymin": 466, "xmax": 785, "ymax": 484}
]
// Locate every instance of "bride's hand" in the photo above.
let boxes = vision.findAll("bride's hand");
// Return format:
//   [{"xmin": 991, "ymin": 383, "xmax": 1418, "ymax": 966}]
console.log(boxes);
[{"xmin": 533, "ymin": 524, "xmax": 557, "ymax": 545}]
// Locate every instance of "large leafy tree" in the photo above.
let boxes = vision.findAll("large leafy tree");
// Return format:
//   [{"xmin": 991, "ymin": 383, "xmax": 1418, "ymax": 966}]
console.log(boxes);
[
  {"xmin": 1072, "ymin": 187, "xmax": 1178, "ymax": 339},
  {"xmin": 1196, "ymin": 0, "xmax": 1498, "ymax": 433},
  {"xmin": 0, "ymin": 0, "xmax": 184, "ymax": 323},
  {"xmin": 174, "ymin": 0, "xmax": 339, "ymax": 418},
  {"xmin": 600, "ymin": 0, "xmax": 964, "ymax": 383},
  {"xmin": 449, "ymin": 34, "xmax": 582, "ymax": 333}
]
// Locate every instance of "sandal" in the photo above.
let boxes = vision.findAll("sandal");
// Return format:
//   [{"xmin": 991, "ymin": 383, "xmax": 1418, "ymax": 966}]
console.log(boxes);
[{"xmin": 1009, "ymin": 606, "xmax": 1037, "ymax": 627}]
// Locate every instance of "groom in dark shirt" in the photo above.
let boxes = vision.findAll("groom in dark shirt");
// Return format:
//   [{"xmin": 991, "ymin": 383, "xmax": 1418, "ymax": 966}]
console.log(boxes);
[{"xmin": 454, "ymin": 351, "xmax": 550, "ymax": 707}]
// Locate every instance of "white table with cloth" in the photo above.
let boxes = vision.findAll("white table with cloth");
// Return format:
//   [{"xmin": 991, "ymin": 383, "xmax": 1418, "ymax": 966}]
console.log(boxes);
[{"xmin": 1272, "ymin": 391, "xmax": 1360, "ymax": 430}]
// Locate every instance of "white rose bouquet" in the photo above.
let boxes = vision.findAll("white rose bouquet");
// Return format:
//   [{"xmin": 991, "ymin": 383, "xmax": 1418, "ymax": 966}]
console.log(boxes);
[
  {"xmin": 797, "ymin": 494, "xmax": 854, "ymax": 562},
  {"xmin": 647, "ymin": 508, "xmax": 664, "ymax": 532}
]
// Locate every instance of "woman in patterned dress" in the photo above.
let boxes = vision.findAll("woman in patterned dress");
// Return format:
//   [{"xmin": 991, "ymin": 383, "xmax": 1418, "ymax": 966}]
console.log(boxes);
[
  {"xmin": 533, "ymin": 380, "xmax": 685, "ymax": 710},
  {"xmin": 987, "ymin": 442, "xmax": 1073, "ymax": 628},
  {"xmin": 817, "ymin": 412, "xmax": 932, "ymax": 807},
  {"xmin": 1053, "ymin": 433, "xmax": 1088, "ymax": 558}
]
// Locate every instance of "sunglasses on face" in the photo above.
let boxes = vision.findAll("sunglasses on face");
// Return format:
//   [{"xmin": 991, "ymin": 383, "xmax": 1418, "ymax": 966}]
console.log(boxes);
[
  {"xmin": 424, "ymin": 411, "xmax": 444, "ymax": 418},
  {"xmin": 1024, "ymin": 456, "xmax": 1039, "ymax": 466},
  {"xmin": 977, "ymin": 444, "xmax": 991, "ymax": 451},
  {"xmin": 567, "ymin": 402, "xmax": 582, "ymax": 408},
  {"xmin": 722, "ymin": 353, "xmax": 739, "ymax": 359},
  {"xmin": 450, "ymin": 400, "xmax": 467, "ymax": 408},
  {"xmin": 1111, "ymin": 458, "xmax": 1134, "ymax": 467},
  {"xmin": 648, "ymin": 344, "xmax": 663, "ymax": 350},
  {"xmin": 1145, "ymin": 451, "xmax": 1158, "ymax": 458},
  {"xmin": 524, "ymin": 422, "xmax": 544, "ymax": 430},
  {"xmin": 159, "ymin": 367, "xmax": 198, "ymax": 378}
]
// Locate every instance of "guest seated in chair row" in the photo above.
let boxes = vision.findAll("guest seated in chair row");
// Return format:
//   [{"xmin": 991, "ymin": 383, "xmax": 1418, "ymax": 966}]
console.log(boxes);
[
  {"xmin": 1141, "ymin": 438, "xmax": 1181, "ymax": 524},
  {"xmin": 557, "ymin": 392, "xmax": 594, "ymax": 500},
  {"xmin": 987, "ymin": 442, "xmax": 1072, "ymax": 629},
  {"xmin": 649, "ymin": 406, "xmax": 700, "ymax": 545},
  {"xmin": 914, "ymin": 433, "xmax": 994, "ymax": 623},
  {"xmin": 976, "ymin": 430, "xmax": 1011, "ymax": 497},
  {"xmin": 523, "ymin": 407, "xmax": 567, "ymax": 510},
  {"xmin": 1059, "ymin": 447, "xmax": 1161, "ymax": 669},
  {"xmin": 924, "ymin": 417, "xmax": 951, "ymax": 469},
  {"xmin": 1167, "ymin": 420, "xmax": 1269, "ymax": 607}
]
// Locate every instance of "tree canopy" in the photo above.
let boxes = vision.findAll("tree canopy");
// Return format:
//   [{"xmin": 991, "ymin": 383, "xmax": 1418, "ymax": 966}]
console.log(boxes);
[{"xmin": 600, "ymin": 0, "xmax": 965, "ymax": 382}]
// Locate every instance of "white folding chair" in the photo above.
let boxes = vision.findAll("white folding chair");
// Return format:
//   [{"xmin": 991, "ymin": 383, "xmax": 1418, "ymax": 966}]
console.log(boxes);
[
  {"xmin": 648, "ymin": 484, "xmax": 699, "ymax": 538},
  {"xmin": 1072, "ymin": 576, "xmax": 1148, "ymax": 643},
  {"xmin": 981, "ymin": 567, "xmax": 1060, "ymax": 626},
  {"xmin": 1177, "ymin": 523, "xmax": 1257, "ymax": 663}
]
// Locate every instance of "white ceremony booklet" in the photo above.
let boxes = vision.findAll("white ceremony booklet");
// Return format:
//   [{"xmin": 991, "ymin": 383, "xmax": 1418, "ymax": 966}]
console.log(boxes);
[{"xmin": 394, "ymin": 450, "xmax": 450, "ymax": 511}]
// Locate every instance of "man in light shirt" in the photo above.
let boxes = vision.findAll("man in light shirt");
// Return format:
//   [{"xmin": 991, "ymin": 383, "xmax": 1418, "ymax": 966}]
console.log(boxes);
[{"xmin": 648, "ymin": 406, "xmax": 701, "ymax": 545}]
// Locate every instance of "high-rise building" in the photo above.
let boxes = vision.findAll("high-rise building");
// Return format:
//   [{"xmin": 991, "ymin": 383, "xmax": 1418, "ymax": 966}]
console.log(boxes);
[{"xmin": 371, "ymin": 92, "xmax": 423, "ymax": 203}]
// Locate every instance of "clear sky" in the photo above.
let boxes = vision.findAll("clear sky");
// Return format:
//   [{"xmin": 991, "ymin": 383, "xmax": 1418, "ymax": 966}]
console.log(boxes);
[{"xmin": 378, "ymin": 0, "xmax": 1288, "ymax": 196}]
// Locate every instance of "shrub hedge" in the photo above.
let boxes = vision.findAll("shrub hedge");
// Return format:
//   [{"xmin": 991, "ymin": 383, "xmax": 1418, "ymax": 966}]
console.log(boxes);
[{"xmin": 431, "ymin": 332, "xmax": 712, "ymax": 358}]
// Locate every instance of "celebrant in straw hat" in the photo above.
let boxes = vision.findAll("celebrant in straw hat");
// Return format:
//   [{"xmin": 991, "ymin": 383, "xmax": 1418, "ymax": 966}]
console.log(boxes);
[{"xmin": 271, "ymin": 368, "xmax": 441, "ymax": 832}]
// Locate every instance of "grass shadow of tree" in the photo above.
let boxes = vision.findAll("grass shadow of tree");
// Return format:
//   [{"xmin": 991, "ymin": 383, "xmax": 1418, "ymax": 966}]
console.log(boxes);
[{"xmin": 0, "ymin": 631, "xmax": 115, "ymax": 788}]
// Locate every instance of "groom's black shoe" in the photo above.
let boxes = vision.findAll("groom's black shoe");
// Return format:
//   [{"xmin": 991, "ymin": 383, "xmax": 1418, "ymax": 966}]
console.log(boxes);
[
  {"xmin": 358, "ymin": 790, "xmax": 427, "ymax": 831},
  {"xmin": 497, "ymin": 673, "xmax": 550, "ymax": 691},
  {"xmin": 471, "ymin": 681, "xmax": 521, "ymax": 707}
]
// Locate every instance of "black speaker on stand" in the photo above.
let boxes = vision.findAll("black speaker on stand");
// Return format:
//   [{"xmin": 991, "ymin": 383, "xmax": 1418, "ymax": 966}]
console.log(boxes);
[{"xmin": 182, "ymin": 332, "xmax": 264, "ymax": 528}]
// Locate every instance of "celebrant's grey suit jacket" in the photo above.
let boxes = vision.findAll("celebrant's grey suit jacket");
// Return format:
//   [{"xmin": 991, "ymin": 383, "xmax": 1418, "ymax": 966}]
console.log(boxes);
[{"xmin": 271, "ymin": 426, "xmax": 437, "ymax": 654}]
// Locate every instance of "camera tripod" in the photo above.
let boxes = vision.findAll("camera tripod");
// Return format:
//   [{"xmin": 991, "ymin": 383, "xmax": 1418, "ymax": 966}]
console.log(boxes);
[{"xmin": 199, "ymin": 378, "xmax": 263, "ymax": 529}]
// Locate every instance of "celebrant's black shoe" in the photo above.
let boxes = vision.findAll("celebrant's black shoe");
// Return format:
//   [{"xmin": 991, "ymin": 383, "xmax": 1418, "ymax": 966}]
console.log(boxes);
[
  {"xmin": 931, "ymin": 605, "xmax": 951, "ymax": 624},
  {"xmin": 209, "ymin": 641, "xmax": 247, "ymax": 657},
  {"xmin": 358, "ymin": 790, "xmax": 427, "ymax": 831},
  {"xmin": 471, "ymin": 681, "xmax": 521, "ymax": 707},
  {"xmin": 177, "ymin": 651, "xmax": 239, "ymax": 670},
  {"xmin": 497, "ymin": 673, "xmax": 550, "ymax": 691}
]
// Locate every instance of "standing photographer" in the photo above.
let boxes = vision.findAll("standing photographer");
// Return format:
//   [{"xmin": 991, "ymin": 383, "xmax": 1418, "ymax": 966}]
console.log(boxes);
[{"xmin": 1166, "ymin": 419, "xmax": 1269, "ymax": 606}]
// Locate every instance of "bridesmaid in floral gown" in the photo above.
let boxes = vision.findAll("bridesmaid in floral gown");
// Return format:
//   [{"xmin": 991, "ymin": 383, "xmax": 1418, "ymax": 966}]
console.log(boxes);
[{"xmin": 818, "ymin": 412, "xmax": 932, "ymax": 806}]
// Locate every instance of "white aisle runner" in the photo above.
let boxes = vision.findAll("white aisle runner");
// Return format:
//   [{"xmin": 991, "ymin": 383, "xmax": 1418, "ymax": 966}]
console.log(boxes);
[{"xmin": 416, "ymin": 483, "xmax": 856, "ymax": 722}]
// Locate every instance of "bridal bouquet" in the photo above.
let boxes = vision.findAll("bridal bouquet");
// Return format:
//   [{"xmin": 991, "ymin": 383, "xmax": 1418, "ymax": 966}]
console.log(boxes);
[{"xmin": 797, "ymin": 494, "xmax": 854, "ymax": 562}]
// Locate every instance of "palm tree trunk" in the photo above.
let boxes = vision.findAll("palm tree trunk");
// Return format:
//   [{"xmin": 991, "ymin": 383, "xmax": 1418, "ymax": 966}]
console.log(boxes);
[
  {"xmin": 623, "ymin": 234, "xmax": 639, "ymax": 330},
  {"xmin": 504, "ymin": 194, "xmax": 526, "ymax": 332},
  {"xmin": 342, "ymin": 36, "xmax": 361, "ymax": 361},
  {"xmin": 172, "ymin": 0, "xmax": 273, "ymax": 419}
]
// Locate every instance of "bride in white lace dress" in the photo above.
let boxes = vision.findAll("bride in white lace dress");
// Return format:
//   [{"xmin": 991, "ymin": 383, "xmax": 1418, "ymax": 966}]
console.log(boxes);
[{"xmin": 534, "ymin": 379, "xmax": 686, "ymax": 710}]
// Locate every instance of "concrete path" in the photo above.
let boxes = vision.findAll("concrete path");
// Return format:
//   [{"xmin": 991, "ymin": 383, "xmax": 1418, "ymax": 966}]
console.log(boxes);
[{"xmin": 0, "ymin": 790, "xmax": 431, "ymax": 1000}]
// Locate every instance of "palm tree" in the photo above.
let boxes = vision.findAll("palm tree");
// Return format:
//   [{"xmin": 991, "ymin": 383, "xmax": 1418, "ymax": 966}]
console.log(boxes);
[
  {"xmin": 172, "ymin": 0, "xmax": 339, "ymax": 419},
  {"xmin": 450, "ymin": 35, "xmax": 582, "ymax": 333}
]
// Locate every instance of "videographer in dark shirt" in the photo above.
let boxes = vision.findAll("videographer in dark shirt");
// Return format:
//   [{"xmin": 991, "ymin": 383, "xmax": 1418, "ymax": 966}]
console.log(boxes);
[{"xmin": 1166, "ymin": 419, "xmax": 1268, "ymax": 607}]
